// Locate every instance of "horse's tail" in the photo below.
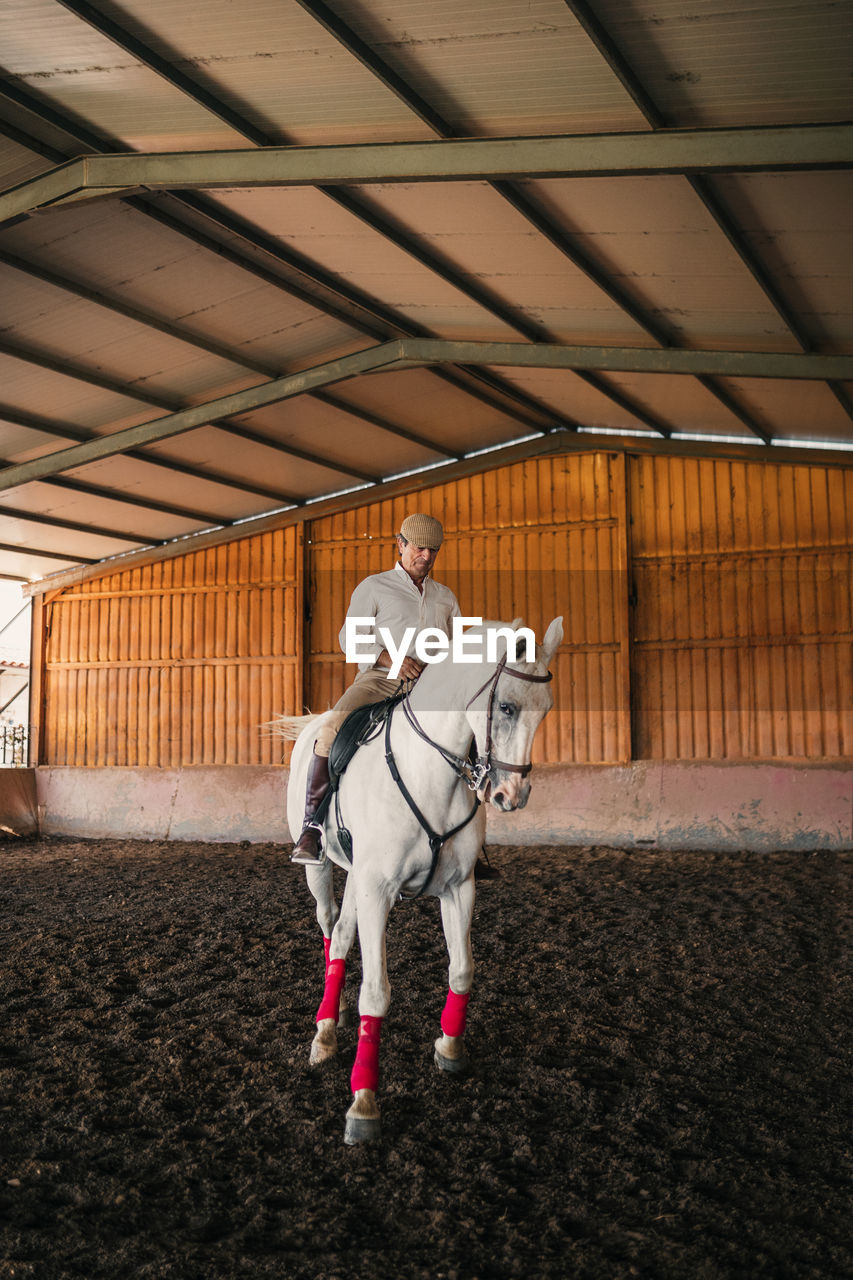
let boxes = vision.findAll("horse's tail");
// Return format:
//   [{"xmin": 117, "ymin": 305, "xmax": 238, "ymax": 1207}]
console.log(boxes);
[{"xmin": 263, "ymin": 712, "xmax": 323, "ymax": 741}]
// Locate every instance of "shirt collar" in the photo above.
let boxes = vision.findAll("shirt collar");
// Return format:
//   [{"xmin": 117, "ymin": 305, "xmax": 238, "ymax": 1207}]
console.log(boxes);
[{"xmin": 394, "ymin": 559, "xmax": 431, "ymax": 590}]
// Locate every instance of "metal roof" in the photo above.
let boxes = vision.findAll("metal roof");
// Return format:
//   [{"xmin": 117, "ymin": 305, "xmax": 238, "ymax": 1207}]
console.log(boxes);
[{"xmin": 1, "ymin": 0, "xmax": 851, "ymax": 590}]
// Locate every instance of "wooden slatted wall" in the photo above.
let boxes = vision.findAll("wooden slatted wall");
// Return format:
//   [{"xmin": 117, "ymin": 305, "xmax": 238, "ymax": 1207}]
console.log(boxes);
[
  {"xmin": 35, "ymin": 449, "xmax": 852, "ymax": 767},
  {"xmin": 306, "ymin": 453, "xmax": 630, "ymax": 764},
  {"xmin": 42, "ymin": 527, "xmax": 302, "ymax": 766},
  {"xmin": 631, "ymin": 455, "xmax": 853, "ymax": 759}
]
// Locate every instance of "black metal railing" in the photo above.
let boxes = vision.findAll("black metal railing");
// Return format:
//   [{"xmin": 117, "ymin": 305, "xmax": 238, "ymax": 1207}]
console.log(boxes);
[{"xmin": 0, "ymin": 724, "xmax": 28, "ymax": 766}]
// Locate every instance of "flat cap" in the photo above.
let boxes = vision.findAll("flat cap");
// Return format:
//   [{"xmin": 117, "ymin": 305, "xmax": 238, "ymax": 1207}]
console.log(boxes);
[{"xmin": 399, "ymin": 512, "xmax": 444, "ymax": 550}]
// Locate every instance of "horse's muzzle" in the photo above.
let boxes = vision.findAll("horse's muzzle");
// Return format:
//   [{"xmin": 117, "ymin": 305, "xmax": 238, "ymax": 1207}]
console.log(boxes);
[{"xmin": 486, "ymin": 774, "xmax": 531, "ymax": 811}]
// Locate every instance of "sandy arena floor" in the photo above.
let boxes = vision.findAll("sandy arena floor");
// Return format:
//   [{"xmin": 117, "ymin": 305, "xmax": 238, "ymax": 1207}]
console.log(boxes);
[{"xmin": 0, "ymin": 838, "xmax": 850, "ymax": 1279}]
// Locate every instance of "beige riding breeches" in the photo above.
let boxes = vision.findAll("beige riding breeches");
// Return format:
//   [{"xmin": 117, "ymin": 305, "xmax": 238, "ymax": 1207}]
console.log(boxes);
[{"xmin": 313, "ymin": 666, "xmax": 407, "ymax": 757}]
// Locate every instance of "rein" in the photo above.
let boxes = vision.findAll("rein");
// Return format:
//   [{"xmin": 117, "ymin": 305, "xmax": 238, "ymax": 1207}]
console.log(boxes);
[{"xmin": 383, "ymin": 653, "xmax": 553, "ymax": 898}]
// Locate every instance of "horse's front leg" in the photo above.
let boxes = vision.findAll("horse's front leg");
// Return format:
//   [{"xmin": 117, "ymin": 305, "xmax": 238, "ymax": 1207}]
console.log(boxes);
[
  {"xmin": 310, "ymin": 870, "xmax": 358, "ymax": 1065},
  {"xmin": 344, "ymin": 876, "xmax": 394, "ymax": 1145},
  {"xmin": 435, "ymin": 874, "xmax": 475, "ymax": 1074}
]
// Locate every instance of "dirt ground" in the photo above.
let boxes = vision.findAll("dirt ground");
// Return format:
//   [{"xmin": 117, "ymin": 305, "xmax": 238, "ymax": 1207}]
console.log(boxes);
[{"xmin": 0, "ymin": 838, "xmax": 850, "ymax": 1280}]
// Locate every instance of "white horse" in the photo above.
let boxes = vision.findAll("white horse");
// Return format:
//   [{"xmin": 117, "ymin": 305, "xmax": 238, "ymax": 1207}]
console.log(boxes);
[{"xmin": 275, "ymin": 616, "xmax": 563, "ymax": 1144}]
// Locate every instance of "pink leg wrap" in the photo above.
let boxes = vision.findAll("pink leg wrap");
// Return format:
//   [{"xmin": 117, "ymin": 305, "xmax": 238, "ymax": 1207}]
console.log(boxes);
[
  {"xmin": 350, "ymin": 1015, "xmax": 383, "ymax": 1094},
  {"xmin": 316, "ymin": 958, "xmax": 346, "ymax": 1023},
  {"xmin": 441, "ymin": 988, "xmax": 470, "ymax": 1038},
  {"xmin": 323, "ymin": 935, "xmax": 331, "ymax": 973}
]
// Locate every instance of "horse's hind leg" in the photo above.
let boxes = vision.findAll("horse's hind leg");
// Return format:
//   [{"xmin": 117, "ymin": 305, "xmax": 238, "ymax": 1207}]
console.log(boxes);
[
  {"xmin": 435, "ymin": 875, "xmax": 475, "ymax": 1074},
  {"xmin": 310, "ymin": 869, "xmax": 358, "ymax": 1065}
]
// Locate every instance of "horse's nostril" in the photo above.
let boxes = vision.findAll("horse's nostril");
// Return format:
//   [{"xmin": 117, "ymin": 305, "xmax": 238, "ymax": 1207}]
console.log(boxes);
[{"xmin": 493, "ymin": 791, "xmax": 505, "ymax": 807}]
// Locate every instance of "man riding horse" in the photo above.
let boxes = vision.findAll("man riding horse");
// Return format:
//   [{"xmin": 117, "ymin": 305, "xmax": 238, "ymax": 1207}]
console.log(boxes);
[{"xmin": 290, "ymin": 512, "xmax": 460, "ymax": 866}]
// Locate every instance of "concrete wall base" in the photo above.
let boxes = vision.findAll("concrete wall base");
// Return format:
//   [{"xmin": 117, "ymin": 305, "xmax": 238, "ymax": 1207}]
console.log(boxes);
[{"xmin": 29, "ymin": 761, "xmax": 853, "ymax": 851}]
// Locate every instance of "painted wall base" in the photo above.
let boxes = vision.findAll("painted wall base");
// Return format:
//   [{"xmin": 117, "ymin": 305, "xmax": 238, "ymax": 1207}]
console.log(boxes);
[{"xmin": 26, "ymin": 761, "xmax": 853, "ymax": 852}]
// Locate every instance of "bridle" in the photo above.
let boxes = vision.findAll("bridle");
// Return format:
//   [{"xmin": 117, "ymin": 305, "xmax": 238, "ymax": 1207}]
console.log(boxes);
[
  {"xmin": 462, "ymin": 652, "xmax": 554, "ymax": 792},
  {"xmin": 381, "ymin": 653, "xmax": 553, "ymax": 898}
]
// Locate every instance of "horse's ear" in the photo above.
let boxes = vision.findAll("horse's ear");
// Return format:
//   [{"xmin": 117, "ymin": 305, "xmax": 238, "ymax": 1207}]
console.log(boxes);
[
  {"xmin": 540, "ymin": 616, "xmax": 564, "ymax": 665},
  {"xmin": 510, "ymin": 615, "xmax": 523, "ymax": 630}
]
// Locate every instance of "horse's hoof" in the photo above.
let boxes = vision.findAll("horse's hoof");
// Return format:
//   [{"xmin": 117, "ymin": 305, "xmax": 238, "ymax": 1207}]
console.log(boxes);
[
  {"xmin": 434, "ymin": 1034, "xmax": 470, "ymax": 1075},
  {"xmin": 309, "ymin": 1018, "xmax": 338, "ymax": 1065},
  {"xmin": 337, "ymin": 1003, "xmax": 354, "ymax": 1029},
  {"xmin": 344, "ymin": 1089, "xmax": 381, "ymax": 1145}
]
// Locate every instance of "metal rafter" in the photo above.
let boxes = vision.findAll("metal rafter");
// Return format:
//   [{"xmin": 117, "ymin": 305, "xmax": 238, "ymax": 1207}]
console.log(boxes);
[
  {"xmin": 3, "ymin": 337, "xmax": 850, "ymax": 493},
  {"xmin": 0, "ymin": 333, "xmax": 380, "ymax": 493}
]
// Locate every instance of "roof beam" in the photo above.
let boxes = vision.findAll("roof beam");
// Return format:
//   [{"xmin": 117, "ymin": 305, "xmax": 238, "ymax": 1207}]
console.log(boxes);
[
  {"xmin": 0, "ymin": 334, "xmax": 382, "ymax": 492},
  {"xmin": 2, "ymin": 124, "xmax": 850, "ymax": 222},
  {"xmin": 2, "ymin": 338, "xmax": 849, "ymax": 493},
  {"xmin": 0, "ymin": 342, "xmax": 409, "ymax": 490},
  {"xmin": 399, "ymin": 340, "xmax": 853, "ymax": 381}
]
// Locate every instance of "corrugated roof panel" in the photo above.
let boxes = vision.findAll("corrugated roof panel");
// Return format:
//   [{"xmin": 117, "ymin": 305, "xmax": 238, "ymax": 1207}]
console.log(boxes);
[
  {"xmin": 487, "ymin": 367, "xmax": 652, "ymax": 433},
  {"xmin": 142, "ymin": 421, "xmax": 372, "ymax": 496},
  {"xmin": 0, "ymin": 420, "xmax": 59, "ymax": 464},
  {"xmin": 520, "ymin": 174, "xmax": 798, "ymax": 350},
  {"xmin": 0, "ymin": 198, "xmax": 368, "ymax": 374},
  {"xmin": 331, "ymin": 0, "xmax": 648, "ymax": 135},
  {"xmin": 150, "ymin": 407, "xmax": 443, "ymax": 491},
  {"xmin": 0, "ymin": 134, "xmax": 51, "ymax": 191},
  {"xmin": 344, "ymin": 180, "xmax": 655, "ymax": 345},
  {"xmin": 233, "ymin": 394, "xmax": 450, "ymax": 472},
  {"xmin": 0, "ymin": 507, "xmax": 141, "ymax": 561},
  {"xmin": 0, "ymin": 0, "xmax": 248, "ymax": 152},
  {"xmin": 711, "ymin": 173, "xmax": 853, "ymax": 354},
  {"xmin": 594, "ymin": 0, "xmax": 853, "ymax": 127},
  {"xmin": 75, "ymin": 0, "xmax": 436, "ymax": 145},
  {"xmin": 583, "ymin": 370, "xmax": 758, "ymax": 439},
  {"xmin": 64, "ymin": 450, "xmax": 278, "ymax": 521},
  {"xmin": 708, "ymin": 379, "xmax": 853, "ymax": 445},
  {"xmin": 0, "ymin": 546, "xmax": 84, "ymax": 580},
  {"xmin": 0, "ymin": 270, "xmax": 269, "ymax": 404},
  {"xmin": 210, "ymin": 186, "xmax": 526, "ymax": 342},
  {"xmin": 320, "ymin": 366, "xmax": 538, "ymax": 452},
  {"xmin": 0, "ymin": 350, "xmax": 160, "ymax": 434},
  {"xmin": 0, "ymin": 476, "xmax": 207, "ymax": 543}
]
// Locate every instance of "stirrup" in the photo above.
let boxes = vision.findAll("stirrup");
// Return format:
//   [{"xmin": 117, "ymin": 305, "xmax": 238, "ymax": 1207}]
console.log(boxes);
[{"xmin": 290, "ymin": 823, "xmax": 326, "ymax": 865}]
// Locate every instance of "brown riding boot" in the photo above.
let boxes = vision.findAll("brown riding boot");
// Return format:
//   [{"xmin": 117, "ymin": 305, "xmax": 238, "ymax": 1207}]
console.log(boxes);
[{"xmin": 290, "ymin": 751, "xmax": 332, "ymax": 865}]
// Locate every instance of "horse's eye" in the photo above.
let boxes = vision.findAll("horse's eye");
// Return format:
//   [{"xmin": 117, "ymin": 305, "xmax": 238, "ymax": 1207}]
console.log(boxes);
[{"xmin": 499, "ymin": 702, "xmax": 516, "ymax": 717}]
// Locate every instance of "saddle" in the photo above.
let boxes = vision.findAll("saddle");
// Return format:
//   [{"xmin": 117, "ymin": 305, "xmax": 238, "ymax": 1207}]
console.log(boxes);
[
  {"xmin": 312, "ymin": 693, "xmax": 404, "ymax": 848},
  {"xmin": 328, "ymin": 691, "xmax": 404, "ymax": 783}
]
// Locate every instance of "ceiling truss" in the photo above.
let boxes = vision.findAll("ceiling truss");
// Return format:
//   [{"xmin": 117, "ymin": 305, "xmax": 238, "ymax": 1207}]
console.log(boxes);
[{"xmin": 0, "ymin": 0, "xmax": 851, "ymax": 585}]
